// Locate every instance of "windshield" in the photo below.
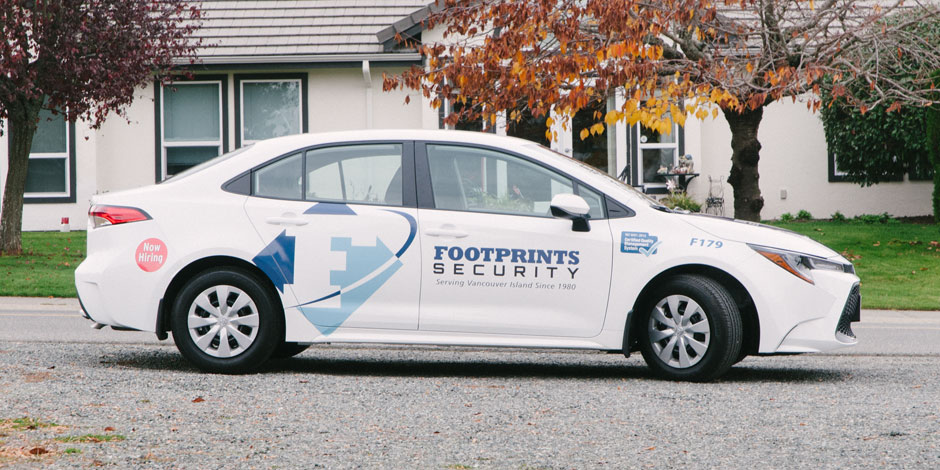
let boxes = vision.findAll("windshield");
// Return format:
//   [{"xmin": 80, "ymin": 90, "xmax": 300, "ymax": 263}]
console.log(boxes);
[
  {"xmin": 524, "ymin": 143, "xmax": 662, "ymax": 208},
  {"xmin": 160, "ymin": 145, "xmax": 253, "ymax": 183}
]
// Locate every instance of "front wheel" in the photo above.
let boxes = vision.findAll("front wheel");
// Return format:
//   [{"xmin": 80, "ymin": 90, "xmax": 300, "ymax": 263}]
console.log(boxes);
[
  {"xmin": 638, "ymin": 274, "xmax": 742, "ymax": 382},
  {"xmin": 171, "ymin": 268, "xmax": 282, "ymax": 373}
]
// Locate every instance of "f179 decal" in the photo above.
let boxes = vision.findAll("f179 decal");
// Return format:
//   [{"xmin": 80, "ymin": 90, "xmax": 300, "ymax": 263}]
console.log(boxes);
[{"xmin": 252, "ymin": 202, "xmax": 416, "ymax": 336}]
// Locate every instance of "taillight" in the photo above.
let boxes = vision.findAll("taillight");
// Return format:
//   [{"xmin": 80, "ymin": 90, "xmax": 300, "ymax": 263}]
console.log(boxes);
[{"xmin": 89, "ymin": 205, "xmax": 152, "ymax": 228}]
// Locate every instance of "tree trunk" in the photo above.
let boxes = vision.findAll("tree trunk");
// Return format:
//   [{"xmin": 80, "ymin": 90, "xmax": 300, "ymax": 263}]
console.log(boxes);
[
  {"xmin": 1, "ymin": 98, "xmax": 43, "ymax": 255},
  {"xmin": 724, "ymin": 106, "xmax": 765, "ymax": 222}
]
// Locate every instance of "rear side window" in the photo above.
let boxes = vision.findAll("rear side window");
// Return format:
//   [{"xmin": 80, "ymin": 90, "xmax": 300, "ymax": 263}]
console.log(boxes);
[
  {"xmin": 305, "ymin": 144, "xmax": 403, "ymax": 206},
  {"xmin": 252, "ymin": 152, "xmax": 302, "ymax": 199},
  {"xmin": 251, "ymin": 144, "xmax": 403, "ymax": 206}
]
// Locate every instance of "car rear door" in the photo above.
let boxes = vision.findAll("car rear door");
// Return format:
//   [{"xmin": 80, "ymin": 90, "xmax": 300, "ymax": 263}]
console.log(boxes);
[
  {"xmin": 243, "ymin": 142, "xmax": 420, "ymax": 337},
  {"xmin": 415, "ymin": 142, "xmax": 613, "ymax": 338}
]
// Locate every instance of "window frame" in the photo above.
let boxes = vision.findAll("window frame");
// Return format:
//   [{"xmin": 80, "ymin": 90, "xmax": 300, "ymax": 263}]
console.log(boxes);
[
  {"xmin": 415, "ymin": 141, "xmax": 609, "ymax": 220},
  {"xmin": 629, "ymin": 121, "xmax": 685, "ymax": 194},
  {"xmin": 155, "ymin": 75, "xmax": 229, "ymax": 182},
  {"xmin": 20, "ymin": 118, "xmax": 76, "ymax": 204},
  {"xmin": 234, "ymin": 73, "xmax": 308, "ymax": 148},
  {"xmin": 242, "ymin": 140, "xmax": 416, "ymax": 209}
]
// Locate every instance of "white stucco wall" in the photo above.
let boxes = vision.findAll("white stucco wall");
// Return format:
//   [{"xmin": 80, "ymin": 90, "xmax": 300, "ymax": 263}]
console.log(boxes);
[
  {"xmin": 4, "ymin": 68, "xmax": 933, "ymax": 231},
  {"xmin": 95, "ymin": 84, "xmax": 158, "ymax": 192},
  {"xmin": 687, "ymin": 100, "xmax": 933, "ymax": 220},
  {"xmin": 2, "ymin": 65, "xmax": 425, "ymax": 231}
]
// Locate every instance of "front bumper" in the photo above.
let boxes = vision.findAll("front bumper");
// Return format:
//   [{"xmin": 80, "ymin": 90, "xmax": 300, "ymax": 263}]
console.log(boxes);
[{"xmin": 774, "ymin": 280, "xmax": 861, "ymax": 353}]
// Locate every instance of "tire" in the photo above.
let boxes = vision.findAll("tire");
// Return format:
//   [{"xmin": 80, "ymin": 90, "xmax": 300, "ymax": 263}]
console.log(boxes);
[
  {"xmin": 637, "ymin": 274, "xmax": 742, "ymax": 382},
  {"xmin": 171, "ymin": 268, "xmax": 282, "ymax": 373},
  {"xmin": 271, "ymin": 342, "xmax": 310, "ymax": 359}
]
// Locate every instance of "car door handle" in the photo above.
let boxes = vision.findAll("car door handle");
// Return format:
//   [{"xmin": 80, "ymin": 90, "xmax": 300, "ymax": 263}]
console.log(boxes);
[
  {"xmin": 425, "ymin": 227, "xmax": 468, "ymax": 238},
  {"xmin": 266, "ymin": 217, "xmax": 309, "ymax": 226}
]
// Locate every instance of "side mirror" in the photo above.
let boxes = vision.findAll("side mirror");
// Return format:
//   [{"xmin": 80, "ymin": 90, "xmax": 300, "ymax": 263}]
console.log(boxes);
[{"xmin": 550, "ymin": 193, "xmax": 591, "ymax": 232}]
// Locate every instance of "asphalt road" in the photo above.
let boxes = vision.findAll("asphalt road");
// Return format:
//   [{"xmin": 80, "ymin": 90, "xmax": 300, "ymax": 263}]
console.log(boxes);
[
  {"xmin": 0, "ymin": 297, "xmax": 938, "ymax": 469},
  {"xmin": 2, "ymin": 297, "xmax": 938, "ymax": 355}
]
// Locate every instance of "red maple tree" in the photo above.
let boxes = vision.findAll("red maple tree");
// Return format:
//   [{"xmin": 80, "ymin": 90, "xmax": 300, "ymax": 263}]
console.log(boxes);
[{"xmin": 0, "ymin": 0, "xmax": 201, "ymax": 254}]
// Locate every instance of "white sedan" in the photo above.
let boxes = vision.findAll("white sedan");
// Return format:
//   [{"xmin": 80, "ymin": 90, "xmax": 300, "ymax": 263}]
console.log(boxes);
[{"xmin": 75, "ymin": 130, "xmax": 860, "ymax": 381}]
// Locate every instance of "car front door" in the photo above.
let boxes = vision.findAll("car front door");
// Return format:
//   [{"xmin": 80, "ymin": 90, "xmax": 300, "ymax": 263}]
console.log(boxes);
[
  {"xmin": 243, "ymin": 142, "xmax": 420, "ymax": 338},
  {"xmin": 416, "ymin": 143, "xmax": 613, "ymax": 338}
]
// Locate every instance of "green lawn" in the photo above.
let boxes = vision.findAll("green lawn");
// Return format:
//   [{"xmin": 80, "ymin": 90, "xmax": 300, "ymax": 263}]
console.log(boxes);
[
  {"xmin": 0, "ymin": 231, "xmax": 85, "ymax": 298},
  {"xmin": 2, "ymin": 222, "xmax": 939, "ymax": 310},
  {"xmin": 769, "ymin": 220, "xmax": 940, "ymax": 310}
]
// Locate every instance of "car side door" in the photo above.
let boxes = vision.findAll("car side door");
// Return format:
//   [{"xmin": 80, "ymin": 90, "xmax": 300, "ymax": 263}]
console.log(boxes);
[
  {"xmin": 415, "ymin": 142, "xmax": 613, "ymax": 338},
  {"xmin": 242, "ymin": 142, "xmax": 421, "ymax": 339}
]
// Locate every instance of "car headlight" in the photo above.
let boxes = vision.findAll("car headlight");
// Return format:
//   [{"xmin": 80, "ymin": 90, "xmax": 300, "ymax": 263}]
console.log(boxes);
[{"xmin": 748, "ymin": 244, "xmax": 854, "ymax": 285}]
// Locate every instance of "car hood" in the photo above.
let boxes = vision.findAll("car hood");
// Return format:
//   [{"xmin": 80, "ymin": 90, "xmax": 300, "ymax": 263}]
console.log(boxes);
[{"xmin": 676, "ymin": 213, "xmax": 841, "ymax": 259}]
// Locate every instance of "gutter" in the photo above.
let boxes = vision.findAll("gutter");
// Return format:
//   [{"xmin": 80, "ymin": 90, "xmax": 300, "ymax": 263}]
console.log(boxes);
[{"xmin": 174, "ymin": 53, "xmax": 422, "ymax": 66}]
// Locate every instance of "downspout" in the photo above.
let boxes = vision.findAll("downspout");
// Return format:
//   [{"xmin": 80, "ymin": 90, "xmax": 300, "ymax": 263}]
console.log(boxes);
[{"xmin": 362, "ymin": 60, "xmax": 373, "ymax": 129}]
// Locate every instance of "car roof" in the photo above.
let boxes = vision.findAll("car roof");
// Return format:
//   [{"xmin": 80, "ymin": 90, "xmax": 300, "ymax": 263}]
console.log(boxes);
[{"xmin": 250, "ymin": 129, "xmax": 540, "ymax": 156}]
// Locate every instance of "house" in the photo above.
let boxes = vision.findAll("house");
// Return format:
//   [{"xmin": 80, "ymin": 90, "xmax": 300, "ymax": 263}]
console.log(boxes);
[{"xmin": 1, "ymin": 1, "xmax": 933, "ymax": 231}]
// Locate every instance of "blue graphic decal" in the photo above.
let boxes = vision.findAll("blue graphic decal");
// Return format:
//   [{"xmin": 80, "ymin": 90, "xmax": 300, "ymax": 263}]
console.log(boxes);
[
  {"xmin": 251, "ymin": 230, "xmax": 295, "ymax": 292},
  {"xmin": 621, "ymin": 231, "xmax": 661, "ymax": 257},
  {"xmin": 298, "ymin": 241, "xmax": 403, "ymax": 335},
  {"xmin": 304, "ymin": 202, "xmax": 357, "ymax": 215},
  {"xmin": 288, "ymin": 208, "xmax": 418, "ymax": 336},
  {"xmin": 384, "ymin": 210, "xmax": 417, "ymax": 257}
]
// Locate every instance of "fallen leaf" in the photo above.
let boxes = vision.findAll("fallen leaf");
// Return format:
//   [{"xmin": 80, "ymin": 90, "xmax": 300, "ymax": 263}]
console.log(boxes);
[
  {"xmin": 28, "ymin": 447, "xmax": 48, "ymax": 455},
  {"xmin": 192, "ymin": 397, "xmax": 205, "ymax": 403},
  {"xmin": 104, "ymin": 426, "xmax": 115, "ymax": 432},
  {"xmin": 873, "ymin": 241, "xmax": 881, "ymax": 246},
  {"xmin": 646, "ymin": 446, "xmax": 656, "ymax": 451}
]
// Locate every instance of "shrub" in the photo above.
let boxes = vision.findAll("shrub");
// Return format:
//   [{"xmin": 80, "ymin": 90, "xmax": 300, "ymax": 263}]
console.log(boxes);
[
  {"xmin": 796, "ymin": 209, "xmax": 813, "ymax": 220},
  {"xmin": 779, "ymin": 212, "xmax": 794, "ymax": 222},
  {"xmin": 660, "ymin": 191, "xmax": 701, "ymax": 212},
  {"xmin": 830, "ymin": 211, "xmax": 847, "ymax": 222},
  {"xmin": 854, "ymin": 212, "xmax": 896, "ymax": 224}
]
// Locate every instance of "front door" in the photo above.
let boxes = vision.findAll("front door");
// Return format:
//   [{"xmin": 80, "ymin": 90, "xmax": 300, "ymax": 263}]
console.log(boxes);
[
  {"xmin": 416, "ymin": 143, "xmax": 613, "ymax": 338},
  {"xmin": 243, "ymin": 142, "xmax": 420, "ymax": 337}
]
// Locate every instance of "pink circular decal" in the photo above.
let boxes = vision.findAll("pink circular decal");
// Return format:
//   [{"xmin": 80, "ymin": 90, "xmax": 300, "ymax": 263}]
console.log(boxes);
[{"xmin": 136, "ymin": 238, "xmax": 168, "ymax": 272}]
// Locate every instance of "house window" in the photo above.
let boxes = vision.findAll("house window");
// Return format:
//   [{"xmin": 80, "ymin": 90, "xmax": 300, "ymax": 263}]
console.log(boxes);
[
  {"xmin": 438, "ymin": 94, "xmax": 493, "ymax": 132},
  {"xmin": 633, "ymin": 118, "xmax": 684, "ymax": 192},
  {"xmin": 506, "ymin": 108, "xmax": 551, "ymax": 147},
  {"xmin": 158, "ymin": 77, "xmax": 227, "ymax": 180},
  {"xmin": 235, "ymin": 74, "xmax": 308, "ymax": 147},
  {"xmin": 24, "ymin": 108, "xmax": 76, "ymax": 203},
  {"xmin": 827, "ymin": 151, "xmax": 848, "ymax": 182},
  {"xmin": 572, "ymin": 98, "xmax": 617, "ymax": 175}
]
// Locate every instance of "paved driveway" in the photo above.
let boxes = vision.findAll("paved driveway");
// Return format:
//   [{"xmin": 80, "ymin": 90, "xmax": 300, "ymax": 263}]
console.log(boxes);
[{"xmin": 0, "ymin": 297, "xmax": 937, "ymax": 469}]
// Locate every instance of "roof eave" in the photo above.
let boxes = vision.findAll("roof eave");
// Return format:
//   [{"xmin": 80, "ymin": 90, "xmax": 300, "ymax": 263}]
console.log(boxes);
[
  {"xmin": 376, "ymin": 1, "xmax": 442, "ymax": 49},
  {"xmin": 175, "ymin": 52, "xmax": 423, "ymax": 67}
]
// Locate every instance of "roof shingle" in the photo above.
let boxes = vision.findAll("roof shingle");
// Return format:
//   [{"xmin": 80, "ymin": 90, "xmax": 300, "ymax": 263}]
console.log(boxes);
[{"xmin": 189, "ymin": 0, "xmax": 430, "ymax": 63}]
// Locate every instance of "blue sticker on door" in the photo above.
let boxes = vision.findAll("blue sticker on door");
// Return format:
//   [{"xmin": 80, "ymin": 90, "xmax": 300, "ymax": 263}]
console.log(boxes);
[{"xmin": 621, "ymin": 232, "xmax": 661, "ymax": 256}]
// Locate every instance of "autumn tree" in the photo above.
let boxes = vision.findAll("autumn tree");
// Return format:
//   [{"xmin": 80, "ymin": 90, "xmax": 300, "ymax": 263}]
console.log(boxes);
[
  {"xmin": 0, "ymin": 0, "xmax": 200, "ymax": 254},
  {"xmin": 384, "ymin": 0, "xmax": 940, "ymax": 221}
]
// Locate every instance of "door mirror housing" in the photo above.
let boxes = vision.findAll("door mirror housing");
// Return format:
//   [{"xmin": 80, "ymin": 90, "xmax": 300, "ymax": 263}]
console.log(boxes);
[{"xmin": 550, "ymin": 194, "xmax": 591, "ymax": 232}]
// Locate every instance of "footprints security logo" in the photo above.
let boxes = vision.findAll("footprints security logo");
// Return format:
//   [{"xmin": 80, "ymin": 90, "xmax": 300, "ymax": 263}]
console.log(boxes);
[{"xmin": 253, "ymin": 202, "xmax": 416, "ymax": 335}]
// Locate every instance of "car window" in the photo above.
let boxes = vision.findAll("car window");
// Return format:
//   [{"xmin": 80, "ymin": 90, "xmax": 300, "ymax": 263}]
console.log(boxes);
[
  {"xmin": 305, "ymin": 144, "xmax": 403, "ymax": 206},
  {"xmin": 252, "ymin": 152, "xmax": 302, "ymax": 199},
  {"xmin": 426, "ymin": 144, "xmax": 575, "ymax": 217},
  {"xmin": 578, "ymin": 185, "xmax": 605, "ymax": 220}
]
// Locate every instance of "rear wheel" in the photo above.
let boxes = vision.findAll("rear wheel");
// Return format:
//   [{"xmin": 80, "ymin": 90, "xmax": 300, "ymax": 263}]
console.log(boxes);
[
  {"xmin": 171, "ymin": 268, "xmax": 282, "ymax": 373},
  {"xmin": 638, "ymin": 274, "xmax": 742, "ymax": 382}
]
